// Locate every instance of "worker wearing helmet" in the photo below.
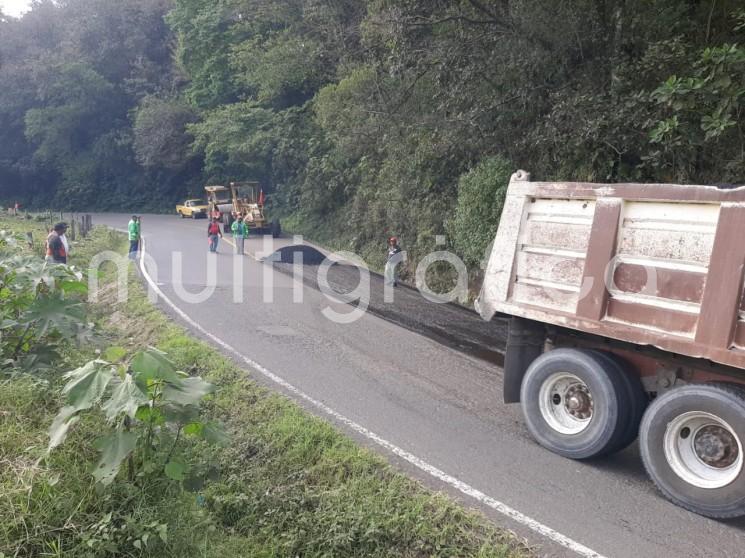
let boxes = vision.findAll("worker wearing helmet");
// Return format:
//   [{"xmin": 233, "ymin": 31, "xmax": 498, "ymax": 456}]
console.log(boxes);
[{"xmin": 385, "ymin": 236, "xmax": 402, "ymax": 287}]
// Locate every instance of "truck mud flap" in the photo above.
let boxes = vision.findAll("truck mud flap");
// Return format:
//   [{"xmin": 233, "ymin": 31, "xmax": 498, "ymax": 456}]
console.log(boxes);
[{"xmin": 503, "ymin": 317, "xmax": 545, "ymax": 403}]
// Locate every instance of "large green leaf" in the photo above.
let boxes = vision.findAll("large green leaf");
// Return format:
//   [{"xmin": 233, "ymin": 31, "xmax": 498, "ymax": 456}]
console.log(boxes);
[
  {"xmin": 131, "ymin": 348, "xmax": 180, "ymax": 383},
  {"xmin": 93, "ymin": 430, "xmax": 138, "ymax": 485},
  {"xmin": 15, "ymin": 346, "xmax": 61, "ymax": 374},
  {"xmin": 20, "ymin": 294, "xmax": 86, "ymax": 339},
  {"xmin": 48, "ymin": 361, "xmax": 114, "ymax": 450},
  {"xmin": 162, "ymin": 403, "xmax": 200, "ymax": 425},
  {"xmin": 162, "ymin": 376, "xmax": 215, "ymax": 406},
  {"xmin": 102, "ymin": 374, "xmax": 149, "ymax": 421},
  {"xmin": 62, "ymin": 360, "xmax": 114, "ymax": 411},
  {"xmin": 47, "ymin": 406, "xmax": 80, "ymax": 451},
  {"xmin": 164, "ymin": 457, "xmax": 188, "ymax": 481}
]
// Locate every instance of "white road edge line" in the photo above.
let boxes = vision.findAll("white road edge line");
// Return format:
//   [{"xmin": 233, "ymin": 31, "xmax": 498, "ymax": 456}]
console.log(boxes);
[{"xmin": 136, "ymin": 237, "xmax": 606, "ymax": 558}]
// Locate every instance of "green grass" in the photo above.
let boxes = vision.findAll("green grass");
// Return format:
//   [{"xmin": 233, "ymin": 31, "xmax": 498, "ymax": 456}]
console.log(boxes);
[
  {"xmin": 0, "ymin": 213, "xmax": 530, "ymax": 558},
  {"xmin": 0, "ymin": 208, "xmax": 121, "ymax": 267}
]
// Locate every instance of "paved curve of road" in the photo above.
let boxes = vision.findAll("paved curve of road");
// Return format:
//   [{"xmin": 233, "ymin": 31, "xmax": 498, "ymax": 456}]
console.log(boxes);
[{"xmin": 89, "ymin": 214, "xmax": 745, "ymax": 558}]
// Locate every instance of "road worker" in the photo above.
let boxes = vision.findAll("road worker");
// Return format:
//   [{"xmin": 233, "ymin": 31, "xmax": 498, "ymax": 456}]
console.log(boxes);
[
  {"xmin": 207, "ymin": 218, "xmax": 222, "ymax": 253},
  {"xmin": 385, "ymin": 236, "xmax": 402, "ymax": 287},
  {"xmin": 231, "ymin": 214, "xmax": 247, "ymax": 255},
  {"xmin": 46, "ymin": 223, "xmax": 68, "ymax": 264},
  {"xmin": 128, "ymin": 215, "xmax": 140, "ymax": 259}
]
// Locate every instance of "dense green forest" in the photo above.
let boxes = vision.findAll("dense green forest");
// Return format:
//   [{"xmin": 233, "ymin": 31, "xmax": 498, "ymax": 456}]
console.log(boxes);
[{"xmin": 1, "ymin": 0, "xmax": 744, "ymax": 269}]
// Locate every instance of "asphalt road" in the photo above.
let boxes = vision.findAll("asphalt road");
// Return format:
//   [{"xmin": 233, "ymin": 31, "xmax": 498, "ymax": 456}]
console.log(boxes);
[{"xmin": 89, "ymin": 213, "xmax": 745, "ymax": 558}]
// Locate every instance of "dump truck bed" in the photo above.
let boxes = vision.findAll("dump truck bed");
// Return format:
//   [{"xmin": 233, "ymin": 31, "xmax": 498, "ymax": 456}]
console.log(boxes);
[{"xmin": 476, "ymin": 171, "xmax": 745, "ymax": 370}]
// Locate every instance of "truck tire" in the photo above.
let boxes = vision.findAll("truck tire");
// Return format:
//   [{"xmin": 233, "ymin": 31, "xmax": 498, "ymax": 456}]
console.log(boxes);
[
  {"xmin": 271, "ymin": 219, "xmax": 281, "ymax": 238},
  {"xmin": 179, "ymin": 211, "xmax": 185, "ymax": 218},
  {"xmin": 588, "ymin": 350, "xmax": 648, "ymax": 453},
  {"xmin": 223, "ymin": 214, "xmax": 233, "ymax": 235},
  {"xmin": 639, "ymin": 383, "xmax": 745, "ymax": 518},
  {"xmin": 520, "ymin": 348, "xmax": 633, "ymax": 459}
]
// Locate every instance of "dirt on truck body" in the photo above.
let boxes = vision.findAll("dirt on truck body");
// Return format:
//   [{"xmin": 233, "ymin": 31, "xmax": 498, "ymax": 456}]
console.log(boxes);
[{"xmin": 477, "ymin": 170, "xmax": 745, "ymax": 519}]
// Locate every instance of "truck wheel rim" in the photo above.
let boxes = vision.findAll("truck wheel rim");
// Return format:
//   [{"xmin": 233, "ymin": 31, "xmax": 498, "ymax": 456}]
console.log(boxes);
[
  {"xmin": 538, "ymin": 372, "xmax": 594, "ymax": 435},
  {"xmin": 663, "ymin": 411, "xmax": 743, "ymax": 489}
]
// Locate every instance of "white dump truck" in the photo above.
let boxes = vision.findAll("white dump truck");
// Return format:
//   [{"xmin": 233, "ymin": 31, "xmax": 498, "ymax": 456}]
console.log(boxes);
[{"xmin": 476, "ymin": 170, "xmax": 745, "ymax": 518}]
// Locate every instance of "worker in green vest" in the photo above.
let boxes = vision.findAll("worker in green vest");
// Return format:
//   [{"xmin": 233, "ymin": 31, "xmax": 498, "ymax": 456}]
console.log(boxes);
[
  {"xmin": 231, "ymin": 215, "xmax": 247, "ymax": 255},
  {"xmin": 128, "ymin": 215, "xmax": 140, "ymax": 259}
]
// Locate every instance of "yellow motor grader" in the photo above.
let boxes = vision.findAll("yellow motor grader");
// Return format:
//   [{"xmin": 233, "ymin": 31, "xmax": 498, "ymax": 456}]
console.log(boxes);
[{"xmin": 205, "ymin": 182, "xmax": 281, "ymax": 238}]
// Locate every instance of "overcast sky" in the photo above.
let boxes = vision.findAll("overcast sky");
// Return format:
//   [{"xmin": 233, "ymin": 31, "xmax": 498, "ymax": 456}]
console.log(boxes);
[{"xmin": 1, "ymin": 0, "xmax": 31, "ymax": 17}]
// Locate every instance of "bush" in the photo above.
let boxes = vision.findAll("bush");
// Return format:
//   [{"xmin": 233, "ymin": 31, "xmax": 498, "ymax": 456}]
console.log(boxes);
[
  {"xmin": 0, "ymin": 231, "xmax": 90, "ymax": 375},
  {"xmin": 447, "ymin": 156, "xmax": 513, "ymax": 269},
  {"xmin": 49, "ymin": 348, "xmax": 227, "ymax": 487}
]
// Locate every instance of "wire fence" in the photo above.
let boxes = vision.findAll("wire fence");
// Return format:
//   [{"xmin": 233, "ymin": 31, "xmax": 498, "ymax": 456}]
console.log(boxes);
[{"xmin": 2, "ymin": 207, "xmax": 94, "ymax": 253}]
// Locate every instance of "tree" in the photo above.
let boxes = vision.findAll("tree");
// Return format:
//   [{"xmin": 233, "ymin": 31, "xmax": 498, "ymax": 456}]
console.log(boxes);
[
  {"xmin": 133, "ymin": 96, "xmax": 199, "ymax": 171},
  {"xmin": 1, "ymin": 0, "xmax": 744, "ymax": 274},
  {"xmin": 0, "ymin": 0, "xmax": 180, "ymax": 210}
]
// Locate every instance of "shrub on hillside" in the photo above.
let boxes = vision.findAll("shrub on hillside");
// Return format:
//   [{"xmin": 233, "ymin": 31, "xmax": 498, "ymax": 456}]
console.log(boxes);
[{"xmin": 447, "ymin": 156, "xmax": 513, "ymax": 269}]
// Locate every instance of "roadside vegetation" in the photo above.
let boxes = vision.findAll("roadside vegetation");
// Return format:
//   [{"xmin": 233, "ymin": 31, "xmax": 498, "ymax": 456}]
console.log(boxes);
[
  {"xmin": 2, "ymin": 1, "xmax": 744, "ymax": 282},
  {"xmin": 0, "ymin": 211, "xmax": 529, "ymax": 556}
]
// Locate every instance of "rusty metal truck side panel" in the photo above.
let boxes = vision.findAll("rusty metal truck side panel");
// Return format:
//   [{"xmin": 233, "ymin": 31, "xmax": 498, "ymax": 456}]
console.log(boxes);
[{"xmin": 476, "ymin": 170, "xmax": 745, "ymax": 371}]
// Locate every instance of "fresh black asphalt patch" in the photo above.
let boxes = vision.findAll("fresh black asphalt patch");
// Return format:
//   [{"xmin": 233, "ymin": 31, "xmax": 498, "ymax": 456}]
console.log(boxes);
[{"xmin": 270, "ymin": 255, "xmax": 508, "ymax": 366}]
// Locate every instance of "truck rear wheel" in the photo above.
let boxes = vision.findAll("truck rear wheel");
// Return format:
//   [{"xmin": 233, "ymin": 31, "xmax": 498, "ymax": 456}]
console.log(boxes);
[
  {"xmin": 588, "ymin": 351, "xmax": 648, "ymax": 453},
  {"xmin": 223, "ymin": 214, "xmax": 233, "ymax": 234},
  {"xmin": 520, "ymin": 348, "xmax": 633, "ymax": 459},
  {"xmin": 640, "ymin": 383, "xmax": 745, "ymax": 518},
  {"xmin": 271, "ymin": 219, "xmax": 281, "ymax": 238}
]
